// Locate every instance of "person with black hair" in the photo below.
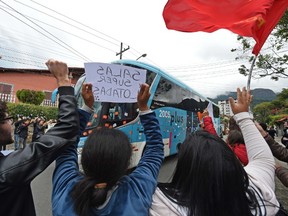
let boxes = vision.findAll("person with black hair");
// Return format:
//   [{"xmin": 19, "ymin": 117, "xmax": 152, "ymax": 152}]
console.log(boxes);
[
  {"xmin": 13, "ymin": 116, "xmax": 24, "ymax": 150},
  {"xmin": 0, "ymin": 59, "xmax": 90, "ymax": 216},
  {"xmin": 17, "ymin": 118, "xmax": 32, "ymax": 148},
  {"xmin": 227, "ymin": 129, "xmax": 248, "ymax": 166},
  {"xmin": 259, "ymin": 122, "xmax": 268, "ymax": 132},
  {"xmin": 31, "ymin": 117, "xmax": 49, "ymax": 142},
  {"xmin": 150, "ymin": 87, "xmax": 281, "ymax": 216},
  {"xmin": 268, "ymin": 126, "xmax": 277, "ymax": 140},
  {"xmin": 52, "ymin": 83, "xmax": 164, "ymax": 216}
]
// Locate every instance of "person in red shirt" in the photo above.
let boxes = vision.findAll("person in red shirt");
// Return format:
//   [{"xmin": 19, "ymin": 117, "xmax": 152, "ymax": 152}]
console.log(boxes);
[
  {"xmin": 201, "ymin": 109, "xmax": 217, "ymax": 136},
  {"xmin": 227, "ymin": 129, "xmax": 248, "ymax": 166}
]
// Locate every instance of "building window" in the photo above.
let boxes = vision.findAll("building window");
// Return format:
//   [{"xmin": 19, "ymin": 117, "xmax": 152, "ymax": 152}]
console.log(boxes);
[
  {"xmin": 0, "ymin": 82, "xmax": 13, "ymax": 94},
  {"xmin": 43, "ymin": 91, "xmax": 52, "ymax": 100}
]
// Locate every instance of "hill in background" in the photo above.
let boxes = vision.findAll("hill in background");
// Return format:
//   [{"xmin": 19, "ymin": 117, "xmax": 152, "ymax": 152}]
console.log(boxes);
[{"xmin": 211, "ymin": 88, "xmax": 277, "ymax": 108}]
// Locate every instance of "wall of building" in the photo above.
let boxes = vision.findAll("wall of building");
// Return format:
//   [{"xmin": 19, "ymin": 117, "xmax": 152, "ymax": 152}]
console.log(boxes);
[{"xmin": 1, "ymin": 72, "xmax": 58, "ymax": 94}]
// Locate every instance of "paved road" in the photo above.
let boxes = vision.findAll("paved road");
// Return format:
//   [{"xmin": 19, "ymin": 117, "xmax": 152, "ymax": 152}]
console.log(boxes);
[{"xmin": 30, "ymin": 137, "xmax": 288, "ymax": 215}]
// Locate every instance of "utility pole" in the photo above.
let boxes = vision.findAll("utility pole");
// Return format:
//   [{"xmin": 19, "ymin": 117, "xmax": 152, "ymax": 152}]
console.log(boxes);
[{"xmin": 116, "ymin": 42, "xmax": 130, "ymax": 59}]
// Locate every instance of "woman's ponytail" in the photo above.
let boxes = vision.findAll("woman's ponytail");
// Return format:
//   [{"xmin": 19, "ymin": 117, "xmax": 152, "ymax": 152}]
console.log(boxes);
[
  {"xmin": 71, "ymin": 127, "xmax": 132, "ymax": 215},
  {"xmin": 72, "ymin": 177, "xmax": 109, "ymax": 216}
]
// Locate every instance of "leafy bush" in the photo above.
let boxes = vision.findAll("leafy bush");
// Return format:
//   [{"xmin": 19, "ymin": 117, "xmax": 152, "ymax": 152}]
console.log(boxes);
[
  {"xmin": 16, "ymin": 89, "xmax": 45, "ymax": 105},
  {"xmin": 268, "ymin": 114, "xmax": 288, "ymax": 125},
  {"xmin": 7, "ymin": 102, "xmax": 58, "ymax": 120}
]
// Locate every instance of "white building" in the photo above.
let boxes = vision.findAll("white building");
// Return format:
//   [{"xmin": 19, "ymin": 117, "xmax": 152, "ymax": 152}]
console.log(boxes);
[{"xmin": 218, "ymin": 99, "xmax": 237, "ymax": 116}]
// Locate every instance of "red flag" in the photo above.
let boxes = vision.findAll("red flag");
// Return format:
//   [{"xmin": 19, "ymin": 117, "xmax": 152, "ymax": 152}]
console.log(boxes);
[
  {"xmin": 163, "ymin": 0, "xmax": 288, "ymax": 55},
  {"xmin": 252, "ymin": 0, "xmax": 288, "ymax": 54}
]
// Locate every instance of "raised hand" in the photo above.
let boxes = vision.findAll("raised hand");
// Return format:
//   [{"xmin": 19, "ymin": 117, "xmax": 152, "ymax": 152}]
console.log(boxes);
[
  {"xmin": 45, "ymin": 59, "xmax": 70, "ymax": 87},
  {"xmin": 229, "ymin": 87, "xmax": 252, "ymax": 115},
  {"xmin": 137, "ymin": 84, "xmax": 150, "ymax": 111},
  {"xmin": 81, "ymin": 83, "xmax": 94, "ymax": 109}
]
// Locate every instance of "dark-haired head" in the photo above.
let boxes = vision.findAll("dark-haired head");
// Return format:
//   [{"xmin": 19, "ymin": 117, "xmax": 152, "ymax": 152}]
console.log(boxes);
[
  {"xmin": 229, "ymin": 116, "xmax": 240, "ymax": 131},
  {"xmin": 227, "ymin": 130, "xmax": 245, "ymax": 146},
  {"xmin": 259, "ymin": 122, "xmax": 267, "ymax": 131},
  {"xmin": 0, "ymin": 101, "xmax": 13, "ymax": 145},
  {"xmin": 159, "ymin": 130, "xmax": 260, "ymax": 216},
  {"xmin": 72, "ymin": 127, "xmax": 132, "ymax": 216}
]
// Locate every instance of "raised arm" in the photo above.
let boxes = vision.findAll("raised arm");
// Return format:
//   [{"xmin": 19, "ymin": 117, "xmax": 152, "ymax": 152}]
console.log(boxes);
[
  {"xmin": 52, "ymin": 83, "xmax": 93, "ymax": 201},
  {"xmin": 256, "ymin": 123, "xmax": 288, "ymax": 163},
  {"xmin": 229, "ymin": 88, "xmax": 275, "ymax": 186},
  {"xmin": 129, "ymin": 84, "xmax": 164, "ymax": 205},
  {"xmin": 0, "ymin": 60, "xmax": 79, "ymax": 184}
]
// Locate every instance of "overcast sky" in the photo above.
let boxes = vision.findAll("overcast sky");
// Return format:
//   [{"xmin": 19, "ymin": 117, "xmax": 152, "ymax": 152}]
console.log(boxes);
[{"xmin": 0, "ymin": 0, "xmax": 287, "ymax": 98}]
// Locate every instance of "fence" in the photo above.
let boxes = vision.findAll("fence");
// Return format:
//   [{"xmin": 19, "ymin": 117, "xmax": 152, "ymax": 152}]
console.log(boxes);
[
  {"xmin": 41, "ymin": 99, "xmax": 58, "ymax": 107},
  {"xmin": 0, "ymin": 93, "xmax": 16, "ymax": 103},
  {"xmin": 0, "ymin": 93, "xmax": 58, "ymax": 107}
]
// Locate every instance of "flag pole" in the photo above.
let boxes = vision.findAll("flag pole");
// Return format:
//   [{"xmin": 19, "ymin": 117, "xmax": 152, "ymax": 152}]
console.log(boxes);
[
  {"xmin": 247, "ymin": 54, "xmax": 258, "ymax": 91},
  {"xmin": 247, "ymin": 54, "xmax": 257, "ymax": 115}
]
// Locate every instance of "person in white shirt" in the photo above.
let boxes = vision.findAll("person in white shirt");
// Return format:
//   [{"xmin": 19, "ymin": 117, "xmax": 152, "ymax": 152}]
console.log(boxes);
[{"xmin": 150, "ymin": 87, "xmax": 282, "ymax": 216}]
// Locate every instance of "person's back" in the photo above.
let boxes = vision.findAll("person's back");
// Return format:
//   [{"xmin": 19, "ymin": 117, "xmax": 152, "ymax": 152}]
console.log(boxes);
[
  {"xmin": 268, "ymin": 126, "xmax": 277, "ymax": 139},
  {"xmin": 52, "ymin": 84, "xmax": 164, "ymax": 216},
  {"xmin": 150, "ymin": 87, "xmax": 280, "ymax": 216}
]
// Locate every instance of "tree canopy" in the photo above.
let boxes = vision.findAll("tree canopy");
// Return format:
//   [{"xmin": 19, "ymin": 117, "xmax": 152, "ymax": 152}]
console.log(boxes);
[{"xmin": 253, "ymin": 88, "xmax": 288, "ymax": 125}]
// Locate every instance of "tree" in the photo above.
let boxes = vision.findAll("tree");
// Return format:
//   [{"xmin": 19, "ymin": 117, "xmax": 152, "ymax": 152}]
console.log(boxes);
[
  {"xmin": 253, "ymin": 102, "xmax": 274, "ymax": 123},
  {"xmin": 231, "ymin": 11, "xmax": 288, "ymax": 80},
  {"xmin": 16, "ymin": 89, "xmax": 45, "ymax": 105},
  {"xmin": 253, "ymin": 88, "xmax": 288, "ymax": 124}
]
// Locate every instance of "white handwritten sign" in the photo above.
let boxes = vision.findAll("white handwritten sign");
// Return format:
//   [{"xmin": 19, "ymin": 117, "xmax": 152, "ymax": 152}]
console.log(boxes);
[{"xmin": 84, "ymin": 62, "xmax": 147, "ymax": 103}]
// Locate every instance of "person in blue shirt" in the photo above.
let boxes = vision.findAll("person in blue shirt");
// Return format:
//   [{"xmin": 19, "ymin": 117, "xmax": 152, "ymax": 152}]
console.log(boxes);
[{"xmin": 52, "ymin": 83, "xmax": 164, "ymax": 216}]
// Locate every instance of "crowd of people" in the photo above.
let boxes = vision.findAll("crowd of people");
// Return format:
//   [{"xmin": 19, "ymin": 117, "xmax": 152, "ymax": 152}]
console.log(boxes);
[
  {"xmin": 0, "ymin": 59, "xmax": 287, "ymax": 216},
  {"xmin": 11, "ymin": 116, "xmax": 57, "ymax": 150}
]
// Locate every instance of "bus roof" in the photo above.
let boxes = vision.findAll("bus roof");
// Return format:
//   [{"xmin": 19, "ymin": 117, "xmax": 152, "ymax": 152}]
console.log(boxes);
[{"xmin": 112, "ymin": 59, "xmax": 218, "ymax": 107}]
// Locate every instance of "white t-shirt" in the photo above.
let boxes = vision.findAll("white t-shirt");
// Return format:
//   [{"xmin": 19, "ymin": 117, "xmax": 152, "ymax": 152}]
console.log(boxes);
[{"xmin": 150, "ymin": 112, "xmax": 279, "ymax": 216}]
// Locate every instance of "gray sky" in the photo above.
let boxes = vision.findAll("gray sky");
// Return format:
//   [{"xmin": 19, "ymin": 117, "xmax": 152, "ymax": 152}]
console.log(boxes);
[{"xmin": 0, "ymin": 0, "xmax": 287, "ymax": 98}]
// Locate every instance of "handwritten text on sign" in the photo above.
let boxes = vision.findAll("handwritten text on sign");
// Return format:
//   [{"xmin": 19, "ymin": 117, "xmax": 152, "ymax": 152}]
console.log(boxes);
[{"xmin": 84, "ymin": 63, "xmax": 147, "ymax": 103}]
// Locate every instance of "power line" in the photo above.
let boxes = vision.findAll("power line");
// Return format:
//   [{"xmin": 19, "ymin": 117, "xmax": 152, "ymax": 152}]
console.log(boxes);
[
  {"xmin": 0, "ymin": 34, "xmax": 84, "ymax": 63},
  {"xmin": 0, "ymin": 1, "xmax": 91, "ymax": 61},
  {"xmin": 19, "ymin": 13, "xmax": 117, "ymax": 53},
  {"xmin": 27, "ymin": 0, "xmax": 121, "ymax": 46},
  {"xmin": 20, "ymin": 0, "xmax": 152, "ymax": 61}
]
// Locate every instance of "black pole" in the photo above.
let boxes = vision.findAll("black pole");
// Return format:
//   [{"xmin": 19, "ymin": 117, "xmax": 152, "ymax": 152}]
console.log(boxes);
[{"xmin": 116, "ymin": 42, "xmax": 130, "ymax": 59}]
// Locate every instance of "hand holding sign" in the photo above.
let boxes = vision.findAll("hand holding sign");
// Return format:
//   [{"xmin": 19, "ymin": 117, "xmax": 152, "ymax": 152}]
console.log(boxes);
[
  {"xmin": 84, "ymin": 63, "xmax": 147, "ymax": 103},
  {"xmin": 137, "ymin": 83, "xmax": 150, "ymax": 111}
]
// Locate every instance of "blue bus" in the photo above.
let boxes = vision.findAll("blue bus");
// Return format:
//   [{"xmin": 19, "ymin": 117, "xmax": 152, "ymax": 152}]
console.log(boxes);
[{"xmin": 55, "ymin": 60, "xmax": 220, "ymax": 167}]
